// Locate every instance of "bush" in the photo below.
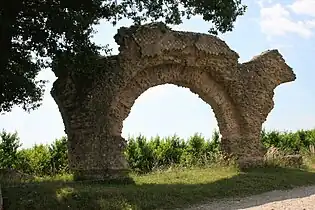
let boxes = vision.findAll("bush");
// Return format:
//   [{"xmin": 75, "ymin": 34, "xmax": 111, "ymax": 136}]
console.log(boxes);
[
  {"xmin": 261, "ymin": 128, "xmax": 315, "ymax": 154},
  {"xmin": 124, "ymin": 132, "xmax": 222, "ymax": 173},
  {"xmin": 0, "ymin": 130, "xmax": 21, "ymax": 169},
  {"xmin": 0, "ymin": 130, "xmax": 69, "ymax": 176},
  {"xmin": 49, "ymin": 137, "xmax": 69, "ymax": 174},
  {"xmin": 0, "ymin": 128, "xmax": 315, "ymax": 176}
]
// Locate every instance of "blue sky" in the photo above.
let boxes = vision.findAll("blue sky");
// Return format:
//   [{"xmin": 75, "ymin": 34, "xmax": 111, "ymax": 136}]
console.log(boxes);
[{"xmin": 1, "ymin": 0, "xmax": 315, "ymax": 148}]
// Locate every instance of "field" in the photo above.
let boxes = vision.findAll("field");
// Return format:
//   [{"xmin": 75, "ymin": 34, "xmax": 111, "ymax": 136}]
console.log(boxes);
[{"xmin": 1, "ymin": 129, "xmax": 315, "ymax": 209}]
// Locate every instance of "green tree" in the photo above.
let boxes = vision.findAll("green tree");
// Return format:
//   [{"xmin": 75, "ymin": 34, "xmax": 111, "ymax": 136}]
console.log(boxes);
[
  {"xmin": 21, "ymin": 144, "xmax": 52, "ymax": 176},
  {"xmin": 0, "ymin": 130, "xmax": 22, "ymax": 169},
  {"xmin": 49, "ymin": 136, "xmax": 69, "ymax": 174},
  {"xmin": 1, "ymin": 0, "xmax": 246, "ymax": 113}
]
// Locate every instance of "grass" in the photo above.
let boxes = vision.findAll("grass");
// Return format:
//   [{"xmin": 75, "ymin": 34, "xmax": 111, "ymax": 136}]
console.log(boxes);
[{"xmin": 2, "ymin": 164, "xmax": 315, "ymax": 210}]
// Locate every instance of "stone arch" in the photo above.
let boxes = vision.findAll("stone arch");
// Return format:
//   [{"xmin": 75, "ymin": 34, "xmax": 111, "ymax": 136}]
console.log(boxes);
[
  {"xmin": 108, "ymin": 64, "xmax": 241, "ymax": 147},
  {"xmin": 51, "ymin": 22, "xmax": 296, "ymax": 181}
]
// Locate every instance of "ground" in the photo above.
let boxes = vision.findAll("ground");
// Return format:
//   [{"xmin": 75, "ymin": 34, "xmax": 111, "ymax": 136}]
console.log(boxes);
[
  {"xmin": 2, "ymin": 165, "xmax": 315, "ymax": 210},
  {"xmin": 185, "ymin": 185, "xmax": 315, "ymax": 210}
]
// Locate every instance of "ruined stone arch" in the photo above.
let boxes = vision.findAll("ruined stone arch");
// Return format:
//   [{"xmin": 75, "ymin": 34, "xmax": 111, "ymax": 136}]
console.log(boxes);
[
  {"xmin": 108, "ymin": 64, "xmax": 242, "ymax": 149},
  {"xmin": 51, "ymin": 22, "xmax": 296, "ymax": 181}
]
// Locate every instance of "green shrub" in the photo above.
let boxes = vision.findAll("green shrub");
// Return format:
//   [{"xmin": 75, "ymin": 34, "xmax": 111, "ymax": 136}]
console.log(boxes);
[
  {"xmin": 0, "ymin": 130, "xmax": 69, "ymax": 176},
  {"xmin": 1, "ymin": 128, "xmax": 315, "ymax": 176},
  {"xmin": 49, "ymin": 136, "xmax": 69, "ymax": 174},
  {"xmin": 0, "ymin": 130, "xmax": 21, "ymax": 169},
  {"xmin": 19, "ymin": 144, "xmax": 52, "ymax": 176},
  {"xmin": 261, "ymin": 128, "xmax": 315, "ymax": 153}
]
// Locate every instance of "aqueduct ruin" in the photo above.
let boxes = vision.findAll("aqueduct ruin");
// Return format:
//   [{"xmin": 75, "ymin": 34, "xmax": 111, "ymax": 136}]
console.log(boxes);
[{"xmin": 51, "ymin": 22, "xmax": 296, "ymax": 181}]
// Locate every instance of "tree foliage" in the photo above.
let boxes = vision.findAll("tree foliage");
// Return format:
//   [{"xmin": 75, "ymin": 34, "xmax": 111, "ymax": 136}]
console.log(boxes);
[
  {"xmin": 0, "ymin": 0, "xmax": 246, "ymax": 113},
  {"xmin": 0, "ymin": 129, "xmax": 69, "ymax": 176},
  {"xmin": 0, "ymin": 129, "xmax": 315, "ymax": 176},
  {"xmin": 49, "ymin": 136, "xmax": 69, "ymax": 174},
  {"xmin": 0, "ymin": 130, "xmax": 21, "ymax": 169}
]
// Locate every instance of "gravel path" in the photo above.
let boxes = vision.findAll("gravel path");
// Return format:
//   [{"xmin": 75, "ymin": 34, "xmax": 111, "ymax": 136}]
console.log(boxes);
[{"xmin": 184, "ymin": 185, "xmax": 315, "ymax": 210}]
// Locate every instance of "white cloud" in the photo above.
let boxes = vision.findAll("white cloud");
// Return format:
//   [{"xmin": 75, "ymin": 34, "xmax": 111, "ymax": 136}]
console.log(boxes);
[
  {"xmin": 307, "ymin": 19, "xmax": 315, "ymax": 27},
  {"xmin": 289, "ymin": 0, "xmax": 315, "ymax": 16},
  {"xmin": 268, "ymin": 42, "xmax": 294, "ymax": 52},
  {"xmin": 259, "ymin": 1, "xmax": 315, "ymax": 38},
  {"xmin": 257, "ymin": 0, "xmax": 274, "ymax": 7}
]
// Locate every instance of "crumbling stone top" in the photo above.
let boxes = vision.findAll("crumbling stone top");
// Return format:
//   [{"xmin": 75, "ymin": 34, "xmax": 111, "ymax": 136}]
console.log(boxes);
[{"xmin": 114, "ymin": 22, "xmax": 239, "ymax": 59}]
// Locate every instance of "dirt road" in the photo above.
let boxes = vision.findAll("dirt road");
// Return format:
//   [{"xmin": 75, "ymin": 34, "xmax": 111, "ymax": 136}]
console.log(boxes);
[{"xmin": 184, "ymin": 185, "xmax": 315, "ymax": 210}]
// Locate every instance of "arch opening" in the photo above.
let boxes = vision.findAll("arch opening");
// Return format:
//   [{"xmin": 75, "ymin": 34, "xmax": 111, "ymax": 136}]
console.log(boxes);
[
  {"xmin": 121, "ymin": 83, "xmax": 219, "ymax": 141},
  {"xmin": 107, "ymin": 64, "xmax": 244, "ymax": 159}
]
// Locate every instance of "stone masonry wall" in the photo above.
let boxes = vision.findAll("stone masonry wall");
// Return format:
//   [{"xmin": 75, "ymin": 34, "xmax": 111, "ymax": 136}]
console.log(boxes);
[{"xmin": 51, "ymin": 22, "xmax": 296, "ymax": 181}]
